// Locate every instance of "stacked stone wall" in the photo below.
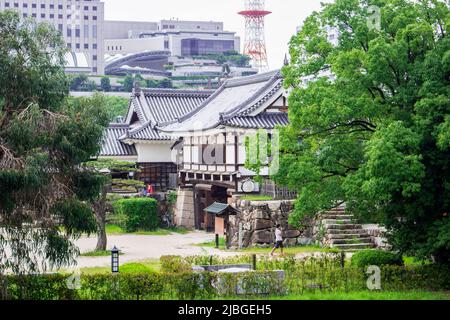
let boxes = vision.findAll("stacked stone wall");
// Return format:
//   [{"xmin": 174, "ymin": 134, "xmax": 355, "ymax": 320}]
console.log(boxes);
[
  {"xmin": 174, "ymin": 187, "xmax": 195, "ymax": 228},
  {"xmin": 228, "ymin": 198, "xmax": 314, "ymax": 248}
]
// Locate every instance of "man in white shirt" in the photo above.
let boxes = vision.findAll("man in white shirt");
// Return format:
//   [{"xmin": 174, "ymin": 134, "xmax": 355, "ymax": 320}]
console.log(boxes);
[{"xmin": 270, "ymin": 224, "xmax": 284, "ymax": 256}]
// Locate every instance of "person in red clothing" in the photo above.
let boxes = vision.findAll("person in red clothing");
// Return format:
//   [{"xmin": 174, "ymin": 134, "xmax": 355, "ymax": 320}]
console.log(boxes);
[{"xmin": 147, "ymin": 184, "xmax": 153, "ymax": 195}]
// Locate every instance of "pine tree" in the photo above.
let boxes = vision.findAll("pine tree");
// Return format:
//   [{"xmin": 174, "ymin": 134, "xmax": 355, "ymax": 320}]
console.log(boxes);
[{"xmin": 0, "ymin": 11, "xmax": 110, "ymax": 274}]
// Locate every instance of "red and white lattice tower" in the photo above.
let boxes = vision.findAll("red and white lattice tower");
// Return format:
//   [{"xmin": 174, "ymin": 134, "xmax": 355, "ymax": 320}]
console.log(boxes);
[{"xmin": 239, "ymin": 0, "xmax": 271, "ymax": 71}]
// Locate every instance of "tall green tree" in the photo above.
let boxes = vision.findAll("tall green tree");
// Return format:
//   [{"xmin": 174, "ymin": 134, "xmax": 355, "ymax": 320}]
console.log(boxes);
[
  {"xmin": 0, "ymin": 11, "xmax": 109, "ymax": 274},
  {"xmin": 84, "ymin": 159, "xmax": 140, "ymax": 251},
  {"xmin": 277, "ymin": 0, "xmax": 449, "ymax": 262},
  {"xmin": 100, "ymin": 76, "xmax": 111, "ymax": 92},
  {"xmin": 68, "ymin": 74, "xmax": 88, "ymax": 91}
]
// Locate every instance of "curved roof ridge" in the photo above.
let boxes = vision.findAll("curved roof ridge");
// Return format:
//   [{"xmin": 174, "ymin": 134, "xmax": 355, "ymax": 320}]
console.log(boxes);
[
  {"xmin": 222, "ymin": 76, "xmax": 283, "ymax": 119},
  {"xmin": 139, "ymin": 88, "xmax": 215, "ymax": 97},
  {"xmin": 221, "ymin": 112, "xmax": 289, "ymax": 129},
  {"xmin": 175, "ymin": 70, "xmax": 282, "ymax": 125},
  {"xmin": 223, "ymin": 70, "xmax": 281, "ymax": 88},
  {"xmin": 124, "ymin": 120, "xmax": 154, "ymax": 136},
  {"xmin": 108, "ymin": 123, "xmax": 130, "ymax": 128}
]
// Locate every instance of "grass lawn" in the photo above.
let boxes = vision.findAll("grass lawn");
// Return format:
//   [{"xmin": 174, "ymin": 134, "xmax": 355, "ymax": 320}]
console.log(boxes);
[
  {"xmin": 195, "ymin": 238, "xmax": 332, "ymax": 254},
  {"xmin": 262, "ymin": 291, "xmax": 450, "ymax": 300},
  {"xmin": 240, "ymin": 195, "xmax": 274, "ymax": 201},
  {"xmin": 403, "ymin": 256, "xmax": 432, "ymax": 266},
  {"xmin": 80, "ymin": 250, "xmax": 124, "ymax": 257},
  {"xmin": 78, "ymin": 259, "xmax": 161, "ymax": 274},
  {"xmin": 105, "ymin": 224, "xmax": 189, "ymax": 236},
  {"xmin": 195, "ymin": 237, "xmax": 227, "ymax": 248},
  {"xmin": 233, "ymin": 245, "xmax": 333, "ymax": 254}
]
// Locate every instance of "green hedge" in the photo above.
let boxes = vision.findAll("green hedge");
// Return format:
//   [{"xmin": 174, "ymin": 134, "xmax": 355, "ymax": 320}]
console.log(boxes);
[
  {"xmin": 1, "ymin": 255, "xmax": 449, "ymax": 300},
  {"xmin": 351, "ymin": 250, "xmax": 404, "ymax": 268},
  {"xmin": 160, "ymin": 256, "xmax": 192, "ymax": 273},
  {"xmin": 113, "ymin": 198, "xmax": 158, "ymax": 232},
  {"xmin": 1, "ymin": 264, "xmax": 448, "ymax": 300}
]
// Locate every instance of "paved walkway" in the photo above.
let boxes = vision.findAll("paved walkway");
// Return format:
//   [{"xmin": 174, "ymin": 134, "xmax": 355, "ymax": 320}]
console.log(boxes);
[{"xmin": 75, "ymin": 231, "xmax": 239, "ymax": 268}]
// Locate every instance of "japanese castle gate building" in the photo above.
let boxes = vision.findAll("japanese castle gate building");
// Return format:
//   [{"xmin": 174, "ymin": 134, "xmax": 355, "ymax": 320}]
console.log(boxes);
[
  {"xmin": 159, "ymin": 71, "xmax": 289, "ymax": 230},
  {"xmin": 99, "ymin": 88, "xmax": 213, "ymax": 191},
  {"xmin": 100, "ymin": 71, "xmax": 289, "ymax": 231}
]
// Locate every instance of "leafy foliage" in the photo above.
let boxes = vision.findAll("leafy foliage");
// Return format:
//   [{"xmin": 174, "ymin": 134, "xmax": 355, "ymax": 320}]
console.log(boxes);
[
  {"xmin": 100, "ymin": 76, "xmax": 111, "ymax": 92},
  {"xmin": 111, "ymin": 179, "xmax": 145, "ymax": 193},
  {"xmin": 194, "ymin": 50, "xmax": 252, "ymax": 68},
  {"xmin": 68, "ymin": 74, "xmax": 96, "ymax": 91},
  {"xmin": 351, "ymin": 249, "xmax": 404, "ymax": 268},
  {"xmin": 0, "ymin": 11, "xmax": 109, "ymax": 274},
  {"xmin": 1, "ymin": 255, "xmax": 449, "ymax": 300},
  {"xmin": 160, "ymin": 255, "xmax": 192, "ymax": 273},
  {"xmin": 84, "ymin": 158, "xmax": 138, "ymax": 173},
  {"xmin": 67, "ymin": 95, "xmax": 129, "ymax": 122},
  {"xmin": 277, "ymin": 0, "xmax": 450, "ymax": 262},
  {"xmin": 113, "ymin": 198, "xmax": 159, "ymax": 232}
]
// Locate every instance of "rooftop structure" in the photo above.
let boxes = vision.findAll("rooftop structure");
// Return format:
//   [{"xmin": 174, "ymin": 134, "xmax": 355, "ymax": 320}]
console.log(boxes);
[
  {"xmin": 104, "ymin": 50, "xmax": 171, "ymax": 77},
  {"xmin": 103, "ymin": 19, "xmax": 240, "ymax": 61},
  {"xmin": 160, "ymin": 71, "xmax": 285, "ymax": 133},
  {"xmin": 99, "ymin": 88, "xmax": 214, "ymax": 191},
  {"xmin": 157, "ymin": 71, "xmax": 289, "ymax": 231},
  {"xmin": 64, "ymin": 51, "xmax": 91, "ymax": 74}
]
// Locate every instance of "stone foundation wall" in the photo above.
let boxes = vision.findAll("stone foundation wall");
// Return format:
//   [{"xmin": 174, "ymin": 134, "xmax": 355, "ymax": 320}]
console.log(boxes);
[
  {"xmin": 363, "ymin": 224, "xmax": 390, "ymax": 249},
  {"xmin": 228, "ymin": 198, "xmax": 314, "ymax": 248},
  {"xmin": 174, "ymin": 187, "xmax": 195, "ymax": 228}
]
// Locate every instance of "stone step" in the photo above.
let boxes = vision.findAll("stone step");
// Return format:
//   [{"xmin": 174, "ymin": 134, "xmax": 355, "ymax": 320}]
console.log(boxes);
[
  {"xmin": 331, "ymin": 243, "xmax": 374, "ymax": 250},
  {"xmin": 327, "ymin": 207, "xmax": 346, "ymax": 212},
  {"xmin": 321, "ymin": 214, "xmax": 354, "ymax": 219},
  {"xmin": 327, "ymin": 233, "xmax": 369, "ymax": 239},
  {"xmin": 325, "ymin": 224, "xmax": 362, "ymax": 230},
  {"xmin": 327, "ymin": 229, "xmax": 368, "ymax": 235},
  {"xmin": 322, "ymin": 219, "xmax": 353, "ymax": 225},
  {"xmin": 330, "ymin": 237, "xmax": 373, "ymax": 245}
]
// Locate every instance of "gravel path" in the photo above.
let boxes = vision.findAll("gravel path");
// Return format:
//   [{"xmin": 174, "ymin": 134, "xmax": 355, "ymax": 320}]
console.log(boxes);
[{"xmin": 75, "ymin": 231, "xmax": 239, "ymax": 268}]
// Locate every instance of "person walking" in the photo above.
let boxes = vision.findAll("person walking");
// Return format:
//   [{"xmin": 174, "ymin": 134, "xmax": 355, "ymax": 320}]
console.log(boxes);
[{"xmin": 270, "ymin": 224, "xmax": 284, "ymax": 256}]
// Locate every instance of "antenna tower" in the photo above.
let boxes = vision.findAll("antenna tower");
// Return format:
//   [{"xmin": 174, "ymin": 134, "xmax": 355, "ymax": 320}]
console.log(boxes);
[{"xmin": 238, "ymin": 0, "xmax": 271, "ymax": 71}]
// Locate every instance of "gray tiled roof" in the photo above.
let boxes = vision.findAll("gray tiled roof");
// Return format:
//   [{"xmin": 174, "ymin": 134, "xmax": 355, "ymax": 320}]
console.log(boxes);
[
  {"xmin": 133, "ymin": 89, "xmax": 214, "ymax": 124},
  {"xmin": 159, "ymin": 71, "xmax": 285, "ymax": 133},
  {"xmin": 99, "ymin": 124, "xmax": 137, "ymax": 157},
  {"xmin": 204, "ymin": 202, "xmax": 239, "ymax": 216},
  {"xmin": 101, "ymin": 89, "xmax": 213, "ymax": 153},
  {"xmin": 121, "ymin": 121, "xmax": 172, "ymax": 141},
  {"xmin": 222, "ymin": 112, "xmax": 289, "ymax": 129}
]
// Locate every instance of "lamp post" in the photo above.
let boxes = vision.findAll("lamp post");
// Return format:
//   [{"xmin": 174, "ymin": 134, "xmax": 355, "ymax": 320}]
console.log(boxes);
[{"xmin": 111, "ymin": 246, "xmax": 120, "ymax": 273}]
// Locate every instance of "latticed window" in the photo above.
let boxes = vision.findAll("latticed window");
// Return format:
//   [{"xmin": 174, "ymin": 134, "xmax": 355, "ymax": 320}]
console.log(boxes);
[{"xmin": 138, "ymin": 163, "xmax": 178, "ymax": 192}]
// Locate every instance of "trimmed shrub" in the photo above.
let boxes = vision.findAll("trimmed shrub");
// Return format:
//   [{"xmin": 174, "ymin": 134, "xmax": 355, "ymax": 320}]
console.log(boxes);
[
  {"xmin": 160, "ymin": 255, "xmax": 192, "ymax": 273},
  {"xmin": 351, "ymin": 250, "xmax": 404, "ymax": 268},
  {"xmin": 113, "ymin": 198, "xmax": 158, "ymax": 232},
  {"xmin": 1, "ymin": 258, "xmax": 449, "ymax": 300}
]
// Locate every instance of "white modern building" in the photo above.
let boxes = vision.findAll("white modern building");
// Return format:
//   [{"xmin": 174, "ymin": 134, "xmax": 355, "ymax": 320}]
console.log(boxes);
[
  {"xmin": 104, "ymin": 19, "xmax": 240, "ymax": 58},
  {"xmin": 0, "ymin": 0, "xmax": 105, "ymax": 75}
]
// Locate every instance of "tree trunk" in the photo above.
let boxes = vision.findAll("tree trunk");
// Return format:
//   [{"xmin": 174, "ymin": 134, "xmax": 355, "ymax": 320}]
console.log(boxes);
[{"xmin": 94, "ymin": 186, "xmax": 108, "ymax": 251}]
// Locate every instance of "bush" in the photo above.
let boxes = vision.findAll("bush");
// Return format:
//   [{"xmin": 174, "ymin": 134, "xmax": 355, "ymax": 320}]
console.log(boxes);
[
  {"xmin": 1, "ymin": 257, "xmax": 449, "ymax": 300},
  {"xmin": 160, "ymin": 256, "xmax": 192, "ymax": 273},
  {"xmin": 113, "ymin": 198, "xmax": 158, "ymax": 232},
  {"xmin": 351, "ymin": 250, "xmax": 404, "ymax": 268}
]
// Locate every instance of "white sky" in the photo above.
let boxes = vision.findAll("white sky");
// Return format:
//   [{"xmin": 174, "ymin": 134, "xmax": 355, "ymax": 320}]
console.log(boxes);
[{"xmin": 104, "ymin": 0, "xmax": 333, "ymax": 69}]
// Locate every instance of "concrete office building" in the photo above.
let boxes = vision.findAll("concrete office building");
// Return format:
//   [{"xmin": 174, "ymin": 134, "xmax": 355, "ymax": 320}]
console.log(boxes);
[
  {"xmin": 104, "ymin": 19, "xmax": 240, "ymax": 57},
  {"xmin": 0, "ymin": 0, "xmax": 105, "ymax": 75}
]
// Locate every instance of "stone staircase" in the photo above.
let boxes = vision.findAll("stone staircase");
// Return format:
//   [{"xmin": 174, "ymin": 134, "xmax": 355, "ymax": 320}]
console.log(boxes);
[{"xmin": 319, "ymin": 206, "xmax": 374, "ymax": 251}]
